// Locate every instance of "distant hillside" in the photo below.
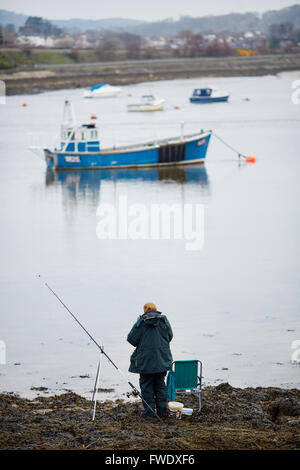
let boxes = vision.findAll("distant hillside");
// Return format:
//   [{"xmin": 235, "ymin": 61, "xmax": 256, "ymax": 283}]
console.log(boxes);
[
  {"xmin": 0, "ymin": 9, "xmax": 28, "ymax": 29},
  {"xmin": 51, "ymin": 17, "xmax": 146, "ymax": 33},
  {"xmin": 128, "ymin": 13, "xmax": 260, "ymax": 36},
  {"xmin": 262, "ymin": 4, "xmax": 300, "ymax": 30},
  {"xmin": 0, "ymin": 10, "xmax": 146, "ymax": 32},
  {"xmin": 1, "ymin": 4, "xmax": 300, "ymax": 36},
  {"xmin": 128, "ymin": 5, "xmax": 300, "ymax": 36}
]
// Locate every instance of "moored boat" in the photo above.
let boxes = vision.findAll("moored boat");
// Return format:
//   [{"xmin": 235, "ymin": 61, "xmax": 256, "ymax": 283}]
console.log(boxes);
[
  {"xmin": 31, "ymin": 100, "xmax": 211, "ymax": 170},
  {"xmin": 83, "ymin": 83, "xmax": 121, "ymax": 98},
  {"xmin": 127, "ymin": 94, "xmax": 165, "ymax": 112},
  {"xmin": 190, "ymin": 87, "xmax": 229, "ymax": 103}
]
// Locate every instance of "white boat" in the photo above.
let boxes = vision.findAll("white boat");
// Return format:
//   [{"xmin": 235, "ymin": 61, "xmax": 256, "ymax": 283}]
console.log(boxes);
[
  {"xmin": 83, "ymin": 83, "xmax": 121, "ymax": 98},
  {"xmin": 127, "ymin": 95, "xmax": 165, "ymax": 112}
]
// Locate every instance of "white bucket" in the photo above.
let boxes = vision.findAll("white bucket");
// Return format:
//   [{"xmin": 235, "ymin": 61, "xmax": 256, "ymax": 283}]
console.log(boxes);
[
  {"xmin": 182, "ymin": 408, "xmax": 193, "ymax": 416},
  {"xmin": 168, "ymin": 401, "xmax": 184, "ymax": 419}
]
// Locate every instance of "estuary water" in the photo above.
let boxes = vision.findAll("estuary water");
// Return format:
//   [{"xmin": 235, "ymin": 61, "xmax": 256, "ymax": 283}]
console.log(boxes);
[{"xmin": 0, "ymin": 72, "xmax": 299, "ymax": 399}]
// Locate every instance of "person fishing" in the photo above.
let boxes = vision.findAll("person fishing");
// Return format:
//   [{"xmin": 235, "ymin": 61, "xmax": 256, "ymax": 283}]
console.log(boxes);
[{"xmin": 127, "ymin": 302, "xmax": 173, "ymax": 418}]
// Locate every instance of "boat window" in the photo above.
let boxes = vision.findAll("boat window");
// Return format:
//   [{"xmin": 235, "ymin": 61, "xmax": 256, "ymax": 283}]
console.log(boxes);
[
  {"xmin": 90, "ymin": 130, "xmax": 98, "ymax": 140},
  {"xmin": 67, "ymin": 130, "xmax": 75, "ymax": 141},
  {"xmin": 81, "ymin": 132, "xmax": 85, "ymax": 140}
]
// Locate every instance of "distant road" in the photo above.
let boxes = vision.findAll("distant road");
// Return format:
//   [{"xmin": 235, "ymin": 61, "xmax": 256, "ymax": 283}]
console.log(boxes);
[
  {"xmin": 29, "ymin": 54, "xmax": 296, "ymax": 68},
  {"xmin": 2, "ymin": 54, "xmax": 300, "ymax": 95}
]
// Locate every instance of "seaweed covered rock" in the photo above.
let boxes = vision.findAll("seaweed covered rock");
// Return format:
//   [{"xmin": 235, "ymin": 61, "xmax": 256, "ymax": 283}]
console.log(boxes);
[{"xmin": 0, "ymin": 385, "xmax": 299, "ymax": 450}]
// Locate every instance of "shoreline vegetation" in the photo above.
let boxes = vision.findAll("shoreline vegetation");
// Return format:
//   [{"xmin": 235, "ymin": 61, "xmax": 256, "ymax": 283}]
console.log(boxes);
[
  {"xmin": 1, "ymin": 53, "xmax": 300, "ymax": 95},
  {"xmin": 0, "ymin": 383, "xmax": 299, "ymax": 450}
]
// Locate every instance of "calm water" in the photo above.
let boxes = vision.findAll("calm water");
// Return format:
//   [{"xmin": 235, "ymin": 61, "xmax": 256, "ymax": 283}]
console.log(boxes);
[{"xmin": 0, "ymin": 72, "xmax": 299, "ymax": 399}]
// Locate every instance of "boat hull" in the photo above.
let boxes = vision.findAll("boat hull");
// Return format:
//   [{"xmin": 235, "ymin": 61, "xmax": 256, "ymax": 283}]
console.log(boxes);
[
  {"xmin": 190, "ymin": 96, "xmax": 229, "ymax": 103},
  {"xmin": 83, "ymin": 87, "xmax": 120, "ymax": 98},
  {"xmin": 127, "ymin": 104, "xmax": 164, "ymax": 112},
  {"xmin": 45, "ymin": 133, "xmax": 211, "ymax": 170}
]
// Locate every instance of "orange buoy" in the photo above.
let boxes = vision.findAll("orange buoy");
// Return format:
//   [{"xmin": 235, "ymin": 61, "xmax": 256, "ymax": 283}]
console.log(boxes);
[
  {"xmin": 245, "ymin": 155, "xmax": 256, "ymax": 163},
  {"xmin": 22, "ymin": 103, "xmax": 27, "ymax": 107},
  {"xmin": 91, "ymin": 114, "xmax": 97, "ymax": 119},
  {"xmin": 174, "ymin": 106, "xmax": 180, "ymax": 110}
]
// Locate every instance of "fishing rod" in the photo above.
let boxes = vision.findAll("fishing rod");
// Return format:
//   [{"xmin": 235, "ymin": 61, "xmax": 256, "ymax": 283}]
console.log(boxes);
[{"xmin": 39, "ymin": 275, "xmax": 161, "ymax": 421}]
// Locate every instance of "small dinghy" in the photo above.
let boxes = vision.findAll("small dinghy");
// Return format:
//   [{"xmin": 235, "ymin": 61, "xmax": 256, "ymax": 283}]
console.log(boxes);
[
  {"xmin": 190, "ymin": 87, "xmax": 229, "ymax": 103},
  {"xmin": 127, "ymin": 94, "xmax": 165, "ymax": 112},
  {"xmin": 83, "ymin": 83, "xmax": 121, "ymax": 98}
]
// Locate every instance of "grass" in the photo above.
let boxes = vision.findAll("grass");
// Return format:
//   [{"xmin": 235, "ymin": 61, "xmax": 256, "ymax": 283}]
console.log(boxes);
[
  {"xmin": 0, "ymin": 49, "xmax": 78, "ymax": 69},
  {"xmin": 33, "ymin": 50, "xmax": 75, "ymax": 65},
  {"xmin": 0, "ymin": 50, "xmax": 31, "ymax": 68}
]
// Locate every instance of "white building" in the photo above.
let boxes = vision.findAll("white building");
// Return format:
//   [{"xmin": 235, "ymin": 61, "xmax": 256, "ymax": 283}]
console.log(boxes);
[{"xmin": 17, "ymin": 35, "xmax": 55, "ymax": 47}]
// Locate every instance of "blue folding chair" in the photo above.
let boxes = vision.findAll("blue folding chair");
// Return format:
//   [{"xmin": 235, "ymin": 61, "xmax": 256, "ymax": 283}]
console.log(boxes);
[{"xmin": 172, "ymin": 360, "xmax": 203, "ymax": 411}]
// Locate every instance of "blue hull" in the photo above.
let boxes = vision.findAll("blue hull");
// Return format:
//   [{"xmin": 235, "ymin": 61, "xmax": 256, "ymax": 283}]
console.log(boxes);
[
  {"xmin": 45, "ymin": 133, "xmax": 211, "ymax": 170},
  {"xmin": 190, "ymin": 96, "xmax": 229, "ymax": 103}
]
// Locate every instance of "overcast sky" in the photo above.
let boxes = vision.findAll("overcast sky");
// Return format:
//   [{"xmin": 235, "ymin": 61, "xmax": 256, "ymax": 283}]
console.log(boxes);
[{"xmin": 0, "ymin": 0, "xmax": 299, "ymax": 21}]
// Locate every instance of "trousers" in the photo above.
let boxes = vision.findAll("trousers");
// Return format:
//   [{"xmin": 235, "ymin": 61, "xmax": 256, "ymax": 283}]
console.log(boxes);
[{"xmin": 139, "ymin": 372, "xmax": 167, "ymax": 417}]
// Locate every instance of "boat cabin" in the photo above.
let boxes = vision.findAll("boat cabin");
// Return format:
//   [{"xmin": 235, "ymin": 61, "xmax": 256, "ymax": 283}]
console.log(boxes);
[
  {"xmin": 192, "ymin": 88, "xmax": 213, "ymax": 97},
  {"xmin": 60, "ymin": 123, "xmax": 100, "ymax": 153},
  {"xmin": 141, "ymin": 95, "xmax": 156, "ymax": 103},
  {"xmin": 90, "ymin": 83, "xmax": 107, "ymax": 91}
]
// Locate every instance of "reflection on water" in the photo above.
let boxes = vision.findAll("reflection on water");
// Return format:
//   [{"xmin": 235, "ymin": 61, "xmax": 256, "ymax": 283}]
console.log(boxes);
[{"xmin": 45, "ymin": 165, "xmax": 210, "ymax": 206}]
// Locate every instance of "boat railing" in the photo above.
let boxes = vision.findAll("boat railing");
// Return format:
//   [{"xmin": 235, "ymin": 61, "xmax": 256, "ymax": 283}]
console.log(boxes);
[
  {"xmin": 28, "ymin": 132, "xmax": 59, "ymax": 159},
  {"xmin": 103, "ymin": 131, "xmax": 209, "ymax": 153}
]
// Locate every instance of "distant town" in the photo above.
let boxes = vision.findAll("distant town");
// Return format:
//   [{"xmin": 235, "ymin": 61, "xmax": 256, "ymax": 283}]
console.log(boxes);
[{"xmin": 0, "ymin": 4, "xmax": 300, "ymax": 69}]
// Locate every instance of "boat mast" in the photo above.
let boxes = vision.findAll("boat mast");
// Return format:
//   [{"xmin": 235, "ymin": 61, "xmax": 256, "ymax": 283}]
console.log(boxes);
[
  {"xmin": 62, "ymin": 99, "xmax": 77, "ymax": 127},
  {"xmin": 61, "ymin": 99, "xmax": 77, "ymax": 142}
]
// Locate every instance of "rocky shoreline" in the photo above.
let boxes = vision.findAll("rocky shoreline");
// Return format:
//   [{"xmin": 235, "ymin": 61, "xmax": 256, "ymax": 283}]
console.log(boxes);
[
  {"xmin": 0, "ymin": 383, "xmax": 299, "ymax": 450},
  {"xmin": 1, "ymin": 54, "xmax": 300, "ymax": 96}
]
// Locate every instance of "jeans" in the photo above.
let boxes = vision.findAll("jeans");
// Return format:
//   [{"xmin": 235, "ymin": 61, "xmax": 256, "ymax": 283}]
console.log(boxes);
[{"xmin": 139, "ymin": 372, "xmax": 167, "ymax": 417}]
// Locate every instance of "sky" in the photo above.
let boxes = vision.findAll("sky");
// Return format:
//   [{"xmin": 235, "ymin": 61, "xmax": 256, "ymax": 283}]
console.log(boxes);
[{"xmin": 0, "ymin": 0, "xmax": 299, "ymax": 21}]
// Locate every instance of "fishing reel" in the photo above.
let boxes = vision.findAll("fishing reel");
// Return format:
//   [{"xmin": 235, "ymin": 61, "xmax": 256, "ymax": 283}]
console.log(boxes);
[{"xmin": 126, "ymin": 388, "xmax": 139, "ymax": 398}]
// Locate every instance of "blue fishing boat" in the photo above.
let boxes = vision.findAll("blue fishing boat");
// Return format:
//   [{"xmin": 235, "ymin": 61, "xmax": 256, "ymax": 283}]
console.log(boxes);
[
  {"xmin": 36, "ymin": 100, "xmax": 211, "ymax": 170},
  {"xmin": 190, "ymin": 87, "xmax": 229, "ymax": 103}
]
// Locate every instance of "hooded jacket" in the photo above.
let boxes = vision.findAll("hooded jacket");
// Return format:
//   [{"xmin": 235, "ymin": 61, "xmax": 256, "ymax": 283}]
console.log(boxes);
[{"xmin": 127, "ymin": 310, "xmax": 173, "ymax": 374}]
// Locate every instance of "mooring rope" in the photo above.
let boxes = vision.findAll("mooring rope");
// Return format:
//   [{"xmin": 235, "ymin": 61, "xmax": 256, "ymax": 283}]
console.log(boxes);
[{"xmin": 212, "ymin": 131, "xmax": 247, "ymax": 159}]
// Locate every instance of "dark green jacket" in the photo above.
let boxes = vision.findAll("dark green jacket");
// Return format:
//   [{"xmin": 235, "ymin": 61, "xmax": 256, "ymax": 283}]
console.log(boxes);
[{"xmin": 127, "ymin": 310, "xmax": 173, "ymax": 374}]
